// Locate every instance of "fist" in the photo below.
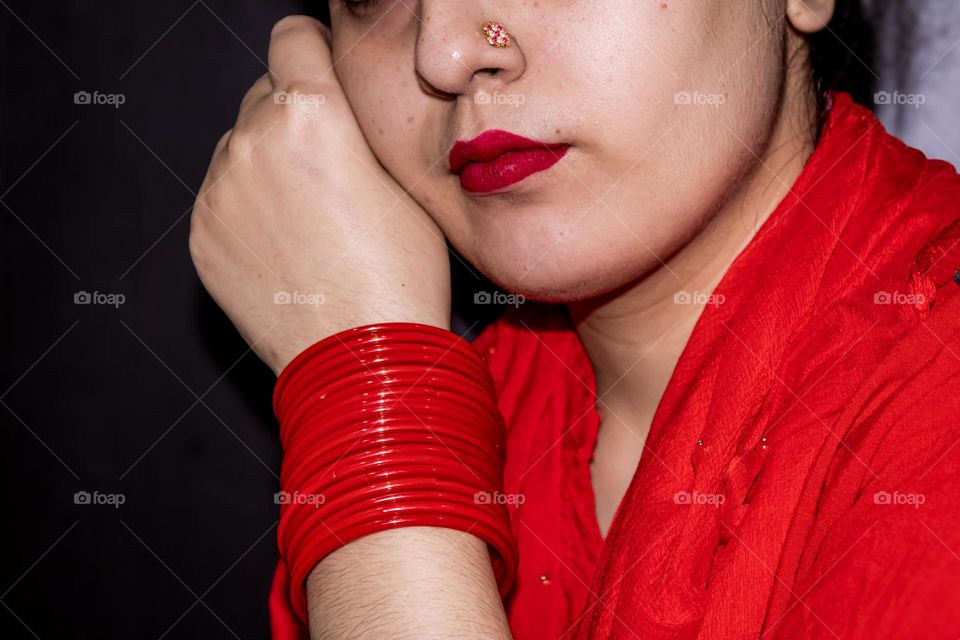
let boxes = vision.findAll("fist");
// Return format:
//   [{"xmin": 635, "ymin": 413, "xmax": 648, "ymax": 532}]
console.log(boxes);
[{"xmin": 189, "ymin": 16, "xmax": 451, "ymax": 375}]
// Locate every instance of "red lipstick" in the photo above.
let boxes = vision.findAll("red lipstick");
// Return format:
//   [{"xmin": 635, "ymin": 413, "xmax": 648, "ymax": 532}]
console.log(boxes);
[{"xmin": 449, "ymin": 130, "xmax": 569, "ymax": 194}]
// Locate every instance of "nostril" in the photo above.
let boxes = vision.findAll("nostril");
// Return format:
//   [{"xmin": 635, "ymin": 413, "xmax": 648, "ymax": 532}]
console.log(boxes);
[{"xmin": 478, "ymin": 67, "xmax": 501, "ymax": 76}]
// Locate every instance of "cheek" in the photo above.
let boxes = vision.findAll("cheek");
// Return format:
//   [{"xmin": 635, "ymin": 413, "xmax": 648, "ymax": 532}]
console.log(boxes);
[
  {"xmin": 336, "ymin": 53, "xmax": 470, "ymax": 253},
  {"xmin": 350, "ymin": 76, "xmax": 453, "ymax": 217},
  {"xmin": 333, "ymin": 18, "xmax": 431, "ymax": 186},
  {"xmin": 330, "ymin": 2, "xmax": 787, "ymax": 302},
  {"xmin": 568, "ymin": 4, "xmax": 786, "ymax": 240},
  {"xmin": 337, "ymin": 59, "xmax": 414, "ymax": 158},
  {"xmin": 578, "ymin": 2, "xmax": 784, "ymax": 165},
  {"xmin": 472, "ymin": 9, "xmax": 785, "ymax": 299}
]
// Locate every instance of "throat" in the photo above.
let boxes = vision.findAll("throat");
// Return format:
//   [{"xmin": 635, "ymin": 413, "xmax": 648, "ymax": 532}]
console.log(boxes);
[{"xmin": 589, "ymin": 413, "xmax": 653, "ymax": 539}]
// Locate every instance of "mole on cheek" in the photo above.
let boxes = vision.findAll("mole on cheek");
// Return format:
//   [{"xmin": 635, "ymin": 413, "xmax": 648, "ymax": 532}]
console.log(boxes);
[{"xmin": 407, "ymin": 116, "xmax": 414, "ymax": 124}]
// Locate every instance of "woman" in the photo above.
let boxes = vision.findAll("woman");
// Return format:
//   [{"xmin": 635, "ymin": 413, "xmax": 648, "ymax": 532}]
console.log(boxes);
[{"xmin": 189, "ymin": 0, "xmax": 960, "ymax": 638}]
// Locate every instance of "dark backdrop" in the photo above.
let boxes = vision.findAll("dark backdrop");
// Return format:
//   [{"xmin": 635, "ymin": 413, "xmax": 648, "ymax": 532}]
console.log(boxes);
[
  {"xmin": 0, "ymin": 2, "xmax": 500, "ymax": 638},
  {"xmin": 0, "ymin": 2, "xmax": 885, "ymax": 639}
]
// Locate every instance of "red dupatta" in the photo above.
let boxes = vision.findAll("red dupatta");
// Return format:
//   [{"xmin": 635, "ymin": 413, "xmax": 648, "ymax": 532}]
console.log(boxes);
[
  {"xmin": 268, "ymin": 91, "xmax": 960, "ymax": 639},
  {"xmin": 476, "ymin": 91, "xmax": 960, "ymax": 639}
]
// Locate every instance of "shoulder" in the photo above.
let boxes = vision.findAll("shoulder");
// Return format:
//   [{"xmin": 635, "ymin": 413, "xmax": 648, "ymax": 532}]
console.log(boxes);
[
  {"xmin": 777, "ymin": 114, "xmax": 960, "ymax": 427},
  {"xmin": 764, "ymin": 114, "xmax": 960, "ymax": 636},
  {"xmin": 472, "ymin": 303, "xmax": 584, "ymax": 374},
  {"xmin": 772, "ymin": 383, "xmax": 960, "ymax": 639},
  {"xmin": 772, "ymin": 284, "xmax": 960, "ymax": 639},
  {"xmin": 471, "ymin": 303, "xmax": 594, "ymax": 420}
]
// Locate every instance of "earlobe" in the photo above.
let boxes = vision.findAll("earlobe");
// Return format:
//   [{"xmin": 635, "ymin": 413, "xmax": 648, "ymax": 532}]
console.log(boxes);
[{"xmin": 786, "ymin": 0, "xmax": 836, "ymax": 34}]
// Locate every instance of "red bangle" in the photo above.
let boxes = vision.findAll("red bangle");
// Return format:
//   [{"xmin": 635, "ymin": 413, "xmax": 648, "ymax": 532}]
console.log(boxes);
[
  {"xmin": 273, "ymin": 323, "xmax": 517, "ymax": 622},
  {"xmin": 274, "ymin": 325, "xmax": 497, "ymax": 425},
  {"xmin": 281, "ymin": 376, "xmax": 505, "ymax": 453}
]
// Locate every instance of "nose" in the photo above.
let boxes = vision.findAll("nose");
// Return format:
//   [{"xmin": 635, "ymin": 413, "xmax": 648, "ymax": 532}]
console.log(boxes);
[{"xmin": 415, "ymin": 1, "xmax": 526, "ymax": 97}]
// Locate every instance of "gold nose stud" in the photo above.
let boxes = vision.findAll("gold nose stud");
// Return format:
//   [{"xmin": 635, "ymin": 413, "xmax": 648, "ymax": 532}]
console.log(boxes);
[{"xmin": 481, "ymin": 21, "xmax": 512, "ymax": 47}]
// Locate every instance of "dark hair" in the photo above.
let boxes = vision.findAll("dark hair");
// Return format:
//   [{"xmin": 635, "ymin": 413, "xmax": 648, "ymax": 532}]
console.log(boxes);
[
  {"xmin": 309, "ymin": 0, "xmax": 331, "ymax": 24},
  {"xmin": 809, "ymin": 0, "xmax": 877, "ymax": 122}
]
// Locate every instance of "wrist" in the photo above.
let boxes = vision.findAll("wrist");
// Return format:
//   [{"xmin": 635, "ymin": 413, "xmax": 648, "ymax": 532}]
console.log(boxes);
[
  {"xmin": 267, "ymin": 311, "xmax": 451, "ymax": 377},
  {"xmin": 273, "ymin": 322, "xmax": 516, "ymax": 625}
]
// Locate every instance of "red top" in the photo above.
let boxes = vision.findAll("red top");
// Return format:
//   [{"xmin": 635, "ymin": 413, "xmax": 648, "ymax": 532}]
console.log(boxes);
[
  {"xmin": 474, "ymin": 92, "xmax": 960, "ymax": 639},
  {"xmin": 269, "ymin": 92, "xmax": 960, "ymax": 639}
]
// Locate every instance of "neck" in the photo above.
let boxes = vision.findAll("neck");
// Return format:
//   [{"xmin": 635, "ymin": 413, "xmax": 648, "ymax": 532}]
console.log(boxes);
[{"xmin": 567, "ymin": 84, "xmax": 819, "ymax": 443}]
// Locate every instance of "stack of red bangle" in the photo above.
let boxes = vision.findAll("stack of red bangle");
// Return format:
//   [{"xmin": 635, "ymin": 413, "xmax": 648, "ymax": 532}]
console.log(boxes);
[{"xmin": 272, "ymin": 322, "xmax": 518, "ymax": 622}]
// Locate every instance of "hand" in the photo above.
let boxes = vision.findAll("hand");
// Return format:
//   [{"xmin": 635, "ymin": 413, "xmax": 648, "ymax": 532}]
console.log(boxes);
[
  {"xmin": 192, "ymin": 18, "xmax": 510, "ymax": 639},
  {"xmin": 189, "ymin": 15, "xmax": 451, "ymax": 375}
]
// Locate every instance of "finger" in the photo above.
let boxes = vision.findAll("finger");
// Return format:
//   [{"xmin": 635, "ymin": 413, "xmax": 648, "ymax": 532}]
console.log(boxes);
[{"xmin": 267, "ymin": 15, "xmax": 336, "ymax": 89}]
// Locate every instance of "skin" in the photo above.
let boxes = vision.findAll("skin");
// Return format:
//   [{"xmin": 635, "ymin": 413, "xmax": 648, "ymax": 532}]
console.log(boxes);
[{"xmin": 189, "ymin": 0, "xmax": 836, "ymax": 637}]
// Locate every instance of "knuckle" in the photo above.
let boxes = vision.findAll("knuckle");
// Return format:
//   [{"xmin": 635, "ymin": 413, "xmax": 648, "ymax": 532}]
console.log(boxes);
[
  {"xmin": 223, "ymin": 127, "xmax": 257, "ymax": 159},
  {"xmin": 214, "ymin": 129, "xmax": 232, "ymax": 154},
  {"xmin": 240, "ymin": 76, "xmax": 271, "ymax": 112},
  {"xmin": 187, "ymin": 211, "xmax": 207, "ymax": 270}
]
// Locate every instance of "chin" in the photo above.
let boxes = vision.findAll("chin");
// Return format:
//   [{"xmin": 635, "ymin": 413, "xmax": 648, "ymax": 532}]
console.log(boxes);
[
  {"xmin": 445, "ymin": 189, "xmax": 685, "ymax": 304},
  {"xmin": 469, "ymin": 240, "xmax": 645, "ymax": 304}
]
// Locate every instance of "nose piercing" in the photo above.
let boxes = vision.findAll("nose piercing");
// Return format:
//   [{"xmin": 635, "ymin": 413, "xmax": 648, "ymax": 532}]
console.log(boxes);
[{"xmin": 481, "ymin": 21, "xmax": 512, "ymax": 47}]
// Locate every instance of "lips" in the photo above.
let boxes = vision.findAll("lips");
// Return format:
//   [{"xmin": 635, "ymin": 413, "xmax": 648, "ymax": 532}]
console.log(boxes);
[{"xmin": 449, "ymin": 130, "xmax": 570, "ymax": 194}]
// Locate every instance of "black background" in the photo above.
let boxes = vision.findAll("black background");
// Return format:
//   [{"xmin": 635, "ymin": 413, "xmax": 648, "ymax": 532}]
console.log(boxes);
[{"xmin": 0, "ymin": 1, "xmax": 497, "ymax": 638}]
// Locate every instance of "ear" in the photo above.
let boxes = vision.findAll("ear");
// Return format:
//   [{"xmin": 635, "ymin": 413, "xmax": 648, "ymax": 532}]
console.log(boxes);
[{"xmin": 786, "ymin": 0, "xmax": 837, "ymax": 34}]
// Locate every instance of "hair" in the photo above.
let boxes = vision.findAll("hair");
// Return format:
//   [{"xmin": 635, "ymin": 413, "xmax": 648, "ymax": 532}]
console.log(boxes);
[
  {"xmin": 309, "ymin": 1, "xmax": 331, "ymax": 24},
  {"xmin": 809, "ymin": 0, "xmax": 877, "ymax": 125}
]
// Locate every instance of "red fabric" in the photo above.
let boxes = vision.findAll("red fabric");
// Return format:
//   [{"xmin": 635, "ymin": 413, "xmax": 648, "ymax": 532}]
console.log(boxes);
[
  {"xmin": 268, "ymin": 91, "xmax": 960, "ymax": 639},
  {"xmin": 474, "ymin": 92, "xmax": 960, "ymax": 639}
]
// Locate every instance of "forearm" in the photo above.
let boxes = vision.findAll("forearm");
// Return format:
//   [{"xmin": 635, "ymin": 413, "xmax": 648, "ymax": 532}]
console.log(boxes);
[{"xmin": 306, "ymin": 527, "xmax": 512, "ymax": 640}]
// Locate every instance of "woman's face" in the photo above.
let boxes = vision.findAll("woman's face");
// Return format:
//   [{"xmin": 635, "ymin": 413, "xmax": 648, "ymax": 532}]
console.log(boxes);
[{"xmin": 329, "ymin": 0, "xmax": 802, "ymax": 301}]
